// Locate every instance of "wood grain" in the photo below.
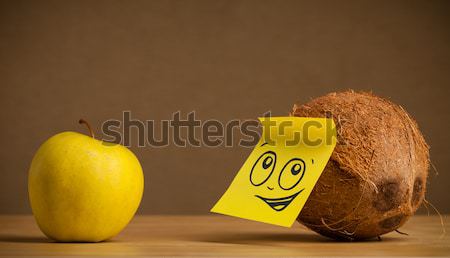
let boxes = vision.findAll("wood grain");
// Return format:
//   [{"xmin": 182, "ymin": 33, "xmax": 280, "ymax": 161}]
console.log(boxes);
[{"xmin": 0, "ymin": 215, "xmax": 448, "ymax": 257}]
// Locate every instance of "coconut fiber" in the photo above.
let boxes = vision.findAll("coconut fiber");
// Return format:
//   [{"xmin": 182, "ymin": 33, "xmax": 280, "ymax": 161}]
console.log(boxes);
[{"xmin": 291, "ymin": 91, "xmax": 429, "ymax": 240}]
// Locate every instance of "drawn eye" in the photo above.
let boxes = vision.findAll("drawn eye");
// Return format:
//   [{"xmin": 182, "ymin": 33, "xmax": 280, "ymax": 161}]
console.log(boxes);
[
  {"xmin": 250, "ymin": 151, "xmax": 276, "ymax": 186},
  {"xmin": 278, "ymin": 158, "xmax": 305, "ymax": 190}
]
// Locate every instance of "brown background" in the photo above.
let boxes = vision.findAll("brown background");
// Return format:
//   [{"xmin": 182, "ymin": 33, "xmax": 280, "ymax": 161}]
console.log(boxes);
[{"xmin": 0, "ymin": 0, "xmax": 449, "ymax": 214}]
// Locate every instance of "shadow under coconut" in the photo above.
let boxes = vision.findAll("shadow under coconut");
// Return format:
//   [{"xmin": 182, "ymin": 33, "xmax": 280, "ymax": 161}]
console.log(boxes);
[
  {"xmin": 198, "ymin": 232, "xmax": 406, "ymax": 245},
  {"xmin": 198, "ymin": 232, "xmax": 330, "ymax": 245}
]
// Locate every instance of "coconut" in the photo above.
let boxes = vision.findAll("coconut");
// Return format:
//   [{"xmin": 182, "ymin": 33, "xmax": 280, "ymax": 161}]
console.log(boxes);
[{"xmin": 291, "ymin": 91, "xmax": 429, "ymax": 240}]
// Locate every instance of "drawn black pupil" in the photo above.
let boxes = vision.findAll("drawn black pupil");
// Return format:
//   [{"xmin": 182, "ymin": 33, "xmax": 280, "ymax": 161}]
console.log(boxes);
[
  {"xmin": 291, "ymin": 164, "xmax": 301, "ymax": 175},
  {"xmin": 262, "ymin": 156, "xmax": 273, "ymax": 169}
]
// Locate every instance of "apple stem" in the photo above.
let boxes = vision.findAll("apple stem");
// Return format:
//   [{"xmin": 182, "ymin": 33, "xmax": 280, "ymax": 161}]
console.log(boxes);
[{"xmin": 78, "ymin": 119, "xmax": 95, "ymax": 138}]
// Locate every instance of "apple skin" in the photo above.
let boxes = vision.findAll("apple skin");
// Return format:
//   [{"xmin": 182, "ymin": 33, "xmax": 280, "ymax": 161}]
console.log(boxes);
[{"xmin": 28, "ymin": 132, "xmax": 144, "ymax": 242}]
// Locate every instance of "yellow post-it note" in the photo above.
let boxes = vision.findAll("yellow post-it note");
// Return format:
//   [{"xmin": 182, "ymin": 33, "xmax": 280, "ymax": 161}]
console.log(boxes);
[{"xmin": 211, "ymin": 117, "xmax": 336, "ymax": 227}]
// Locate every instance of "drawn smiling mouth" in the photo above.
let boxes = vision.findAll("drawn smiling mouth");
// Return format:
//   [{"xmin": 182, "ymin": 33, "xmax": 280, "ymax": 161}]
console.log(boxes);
[{"xmin": 255, "ymin": 189, "xmax": 304, "ymax": 212}]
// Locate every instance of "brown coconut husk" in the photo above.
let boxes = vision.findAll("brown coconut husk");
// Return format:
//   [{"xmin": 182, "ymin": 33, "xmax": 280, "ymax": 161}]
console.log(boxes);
[{"xmin": 291, "ymin": 91, "xmax": 430, "ymax": 241}]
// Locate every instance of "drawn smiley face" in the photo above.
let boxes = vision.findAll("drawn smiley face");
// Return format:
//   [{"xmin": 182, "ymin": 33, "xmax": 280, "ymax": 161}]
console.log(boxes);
[
  {"xmin": 211, "ymin": 117, "xmax": 336, "ymax": 227},
  {"xmin": 249, "ymin": 143, "xmax": 309, "ymax": 211}
]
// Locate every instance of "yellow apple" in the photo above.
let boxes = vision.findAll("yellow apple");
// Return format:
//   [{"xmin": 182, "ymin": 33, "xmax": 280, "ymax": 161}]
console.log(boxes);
[{"xmin": 28, "ymin": 120, "xmax": 144, "ymax": 242}]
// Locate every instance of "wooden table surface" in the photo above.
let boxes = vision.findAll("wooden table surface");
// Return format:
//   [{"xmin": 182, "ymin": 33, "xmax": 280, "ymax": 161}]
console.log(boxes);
[{"xmin": 0, "ymin": 215, "xmax": 448, "ymax": 257}]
